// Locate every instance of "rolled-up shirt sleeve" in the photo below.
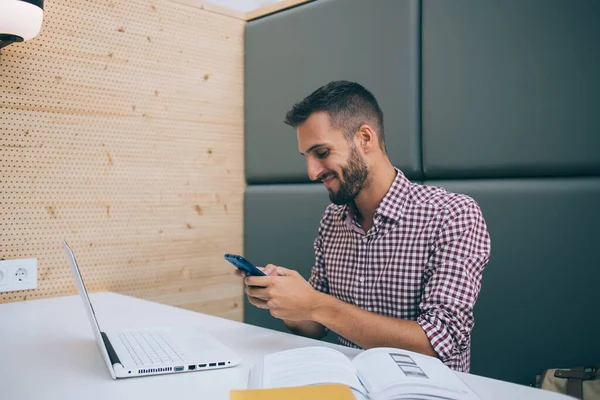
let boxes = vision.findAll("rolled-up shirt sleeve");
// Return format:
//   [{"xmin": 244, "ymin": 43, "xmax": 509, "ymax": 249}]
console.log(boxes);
[
  {"xmin": 308, "ymin": 208, "xmax": 331, "ymax": 294},
  {"xmin": 308, "ymin": 235, "xmax": 329, "ymax": 294},
  {"xmin": 417, "ymin": 200, "xmax": 491, "ymax": 372}
]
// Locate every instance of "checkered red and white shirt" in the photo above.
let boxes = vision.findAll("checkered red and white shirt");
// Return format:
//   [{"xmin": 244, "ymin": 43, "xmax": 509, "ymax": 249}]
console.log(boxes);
[{"xmin": 308, "ymin": 168, "xmax": 491, "ymax": 372}]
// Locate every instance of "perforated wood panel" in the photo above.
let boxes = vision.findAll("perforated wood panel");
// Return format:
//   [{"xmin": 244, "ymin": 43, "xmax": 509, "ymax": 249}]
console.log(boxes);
[{"xmin": 0, "ymin": 0, "xmax": 245, "ymax": 321}]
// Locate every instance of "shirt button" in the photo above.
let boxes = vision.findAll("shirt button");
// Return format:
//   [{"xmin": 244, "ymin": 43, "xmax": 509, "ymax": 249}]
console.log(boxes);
[
  {"xmin": 362, "ymin": 237, "xmax": 368, "ymax": 243},
  {"xmin": 358, "ymin": 276, "xmax": 365, "ymax": 283}
]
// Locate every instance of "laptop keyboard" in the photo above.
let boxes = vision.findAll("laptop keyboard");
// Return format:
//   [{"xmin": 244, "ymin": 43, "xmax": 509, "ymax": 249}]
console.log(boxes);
[{"xmin": 118, "ymin": 330, "xmax": 184, "ymax": 366}]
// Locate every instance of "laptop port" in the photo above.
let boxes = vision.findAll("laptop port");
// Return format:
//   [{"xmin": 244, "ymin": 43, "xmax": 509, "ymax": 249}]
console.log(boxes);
[
  {"xmin": 188, "ymin": 365, "xmax": 196, "ymax": 370},
  {"xmin": 209, "ymin": 363, "xmax": 216, "ymax": 367},
  {"xmin": 198, "ymin": 364, "xmax": 207, "ymax": 368},
  {"xmin": 218, "ymin": 362, "xmax": 225, "ymax": 366},
  {"xmin": 174, "ymin": 366, "xmax": 184, "ymax": 372}
]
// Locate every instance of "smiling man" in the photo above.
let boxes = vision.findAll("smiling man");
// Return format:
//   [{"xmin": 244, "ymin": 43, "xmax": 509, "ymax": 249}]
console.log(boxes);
[{"xmin": 241, "ymin": 81, "xmax": 491, "ymax": 372}]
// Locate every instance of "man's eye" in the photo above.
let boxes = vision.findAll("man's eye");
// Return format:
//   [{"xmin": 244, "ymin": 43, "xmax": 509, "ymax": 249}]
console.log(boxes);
[{"xmin": 316, "ymin": 150, "xmax": 330, "ymax": 158}]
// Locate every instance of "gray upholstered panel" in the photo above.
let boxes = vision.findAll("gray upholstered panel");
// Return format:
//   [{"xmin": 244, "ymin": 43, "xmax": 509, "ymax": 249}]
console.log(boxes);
[
  {"xmin": 243, "ymin": 184, "xmax": 337, "ymax": 342},
  {"xmin": 245, "ymin": 0, "xmax": 421, "ymax": 184},
  {"xmin": 244, "ymin": 179, "xmax": 600, "ymax": 383},
  {"xmin": 422, "ymin": 0, "xmax": 600, "ymax": 178},
  {"xmin": 427, "ymin": 178, "xmax": 600, "ymax": 384}
]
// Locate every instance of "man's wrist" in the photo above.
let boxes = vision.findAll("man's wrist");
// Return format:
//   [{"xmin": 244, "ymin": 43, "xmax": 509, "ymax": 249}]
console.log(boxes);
[{"xmin": 308, "ymin": 290, "xmax": 332, "ymax": 322}]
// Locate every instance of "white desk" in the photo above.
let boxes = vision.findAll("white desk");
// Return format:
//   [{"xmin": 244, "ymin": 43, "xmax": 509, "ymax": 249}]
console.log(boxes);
[{"xmin": 0, "ymin": 292, "xmax": 568, "ymax": 400}]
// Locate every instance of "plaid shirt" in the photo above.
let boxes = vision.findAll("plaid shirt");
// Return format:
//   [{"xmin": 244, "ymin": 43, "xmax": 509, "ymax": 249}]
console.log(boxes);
[{"xmin": 308, "ymin": 168, "xmax": 491, "ymax": 372}]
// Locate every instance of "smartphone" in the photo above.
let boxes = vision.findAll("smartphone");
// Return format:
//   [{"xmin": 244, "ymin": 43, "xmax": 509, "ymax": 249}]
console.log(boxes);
[{"xmin": 224, "ymin": 253, "xmax": 266, "ymax": 277}]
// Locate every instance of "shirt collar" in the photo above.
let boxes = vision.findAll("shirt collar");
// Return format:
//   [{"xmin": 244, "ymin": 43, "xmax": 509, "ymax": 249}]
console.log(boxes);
[
  {"xmin": 374, "ymin": 167, "xmax": 410, "ymax": 222},
  {"xmin": 338, "ymin": 167, "xmax": 410, "ymax": 224}
]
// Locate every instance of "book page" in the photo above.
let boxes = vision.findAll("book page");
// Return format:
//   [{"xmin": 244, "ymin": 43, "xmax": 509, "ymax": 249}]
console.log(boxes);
[
  {"xmin": 352, "ymin": 348, "xmax": 479, "ymax": 400},
  {"xmin": 256, "ymin": 347, "xmax": 368, "ymax": 397}
]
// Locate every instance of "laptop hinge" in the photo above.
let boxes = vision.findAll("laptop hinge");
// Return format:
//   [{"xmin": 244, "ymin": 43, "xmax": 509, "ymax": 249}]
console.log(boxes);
[{"xmin": 101, "ymin": 331, "xmax": 122, "ymax": 366}]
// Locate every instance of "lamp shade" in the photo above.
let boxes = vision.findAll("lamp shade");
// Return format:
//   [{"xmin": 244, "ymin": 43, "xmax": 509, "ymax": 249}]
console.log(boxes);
[{"xmin": 0, "ymin": 0, "xmax": 44, "ymax": 42}]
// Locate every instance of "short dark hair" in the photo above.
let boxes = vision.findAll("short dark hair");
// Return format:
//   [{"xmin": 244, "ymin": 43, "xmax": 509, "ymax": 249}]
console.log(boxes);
[{"xmin": 284, "ymin": 80, "xmax": 386, "ymax": 152}]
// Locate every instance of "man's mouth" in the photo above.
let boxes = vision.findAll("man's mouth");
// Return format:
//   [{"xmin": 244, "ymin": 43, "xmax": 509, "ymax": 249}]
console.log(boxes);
[{"xmin": 321, "ymin": 174, "xmax": 336, "ymax": 187}]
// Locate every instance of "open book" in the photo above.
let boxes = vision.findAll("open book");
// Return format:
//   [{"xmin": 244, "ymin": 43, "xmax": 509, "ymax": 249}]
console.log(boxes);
[{"xmin": 248, "ymin": 346, "xmax": 480, "ymax": 400}]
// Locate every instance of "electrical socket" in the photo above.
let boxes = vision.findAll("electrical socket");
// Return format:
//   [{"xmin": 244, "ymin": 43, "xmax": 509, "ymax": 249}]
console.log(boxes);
[
  {"xmin": 0, "ymin": 265, "xmax": 7, "ymax": 286},
  {"xmin": 0, "ymin": 258, "xmax": 38, "ymax": 293}
]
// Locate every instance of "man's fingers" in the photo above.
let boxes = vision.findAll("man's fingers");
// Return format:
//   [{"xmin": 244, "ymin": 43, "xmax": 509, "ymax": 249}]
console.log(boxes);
[
  {"xmin": 234, "ymin": 269, "xmax": 246, "ymax": 277},
  {"xmin": 246, "ymin": 285, "xmax": 269, "ymax": 300},
  {"xmin": 248, "ymin": 295, "xmax": 269, "ymax": 309},
  {"xmin": 245, "ymin": 275, "xmax": 270, "ymax": 287}
]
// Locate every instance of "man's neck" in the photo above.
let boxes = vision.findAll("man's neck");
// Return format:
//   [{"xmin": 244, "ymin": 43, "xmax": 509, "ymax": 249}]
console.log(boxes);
[{"xmin": 353, "ymin": 163, "xmax": 397, "ymax": 232}]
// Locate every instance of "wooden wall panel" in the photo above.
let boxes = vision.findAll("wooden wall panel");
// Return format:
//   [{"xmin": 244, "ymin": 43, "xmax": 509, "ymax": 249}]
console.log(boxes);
[{"xmin": 0, "ymin": 0, "xmax": 245, "ymax": 321}]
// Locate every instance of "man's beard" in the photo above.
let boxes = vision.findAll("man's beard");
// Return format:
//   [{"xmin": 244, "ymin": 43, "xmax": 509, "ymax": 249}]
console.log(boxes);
[{"xmin": 325, "ymin": 145, "xmax": 369, "ymax": 205}]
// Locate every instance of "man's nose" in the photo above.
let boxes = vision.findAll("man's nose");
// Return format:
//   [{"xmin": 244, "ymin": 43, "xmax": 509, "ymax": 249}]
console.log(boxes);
[{"xmin": 306, "ymin": 157, "xmax": 324, "ymax": 181}]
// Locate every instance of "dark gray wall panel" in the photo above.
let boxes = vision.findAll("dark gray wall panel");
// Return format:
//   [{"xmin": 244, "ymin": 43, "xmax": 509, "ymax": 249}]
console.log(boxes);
[
  {"xmin": 426, "ymin": 178, "xmax": 600, "ymax": 384},
  {"xmin": 246, "ymin": 0, "xmax": 421, "ymax": 184},
  {"xmin": 244, "ymin": 184, "xmax": 337, "ymax": 342},
  {"xmin": 422, "ymin": 0, "xmax": 600, "ymax": 178}
]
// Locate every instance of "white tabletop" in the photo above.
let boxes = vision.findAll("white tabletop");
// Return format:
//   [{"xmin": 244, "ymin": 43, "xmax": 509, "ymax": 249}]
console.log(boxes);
[{"xmin": 0, "ymin": 292, "xmax": 568, "ymax": 400}]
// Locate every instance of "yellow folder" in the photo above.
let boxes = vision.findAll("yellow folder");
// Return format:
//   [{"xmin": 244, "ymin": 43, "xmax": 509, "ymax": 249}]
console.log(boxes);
[{"xmin": 230, "ymin": 384, "xmax": 356, "ymax": 400}]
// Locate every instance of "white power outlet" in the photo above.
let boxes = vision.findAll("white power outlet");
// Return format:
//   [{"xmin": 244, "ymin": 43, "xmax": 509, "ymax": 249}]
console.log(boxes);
[
  {"xmin": 0, "ymin": 258, "xmax": 38, "ymax": 293},
  {"xmin": 0, "ymin": 266, "xmax": 7, "ymax": 286}
]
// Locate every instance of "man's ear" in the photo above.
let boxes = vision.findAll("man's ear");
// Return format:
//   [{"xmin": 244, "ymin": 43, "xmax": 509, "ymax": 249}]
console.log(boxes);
[{"xmin": 355, "ymin": 124, "xmax": 376, "ymax": 152}]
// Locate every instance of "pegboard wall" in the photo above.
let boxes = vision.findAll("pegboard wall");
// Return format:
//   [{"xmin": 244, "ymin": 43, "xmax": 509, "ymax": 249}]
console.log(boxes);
[{"xmin": 0, "ymin": 0, "xmax": 245, "ymax": 321}]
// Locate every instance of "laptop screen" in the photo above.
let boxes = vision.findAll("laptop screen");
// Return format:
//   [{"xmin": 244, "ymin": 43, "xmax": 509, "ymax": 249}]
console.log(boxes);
[{"xmin": 62, "ymin": 240, "xmax": 116, "ymax": 378}]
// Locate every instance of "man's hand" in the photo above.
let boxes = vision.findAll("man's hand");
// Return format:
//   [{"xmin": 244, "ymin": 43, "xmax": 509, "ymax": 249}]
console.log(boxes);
[
  {"xmin": 235, "ymin": 264, "xmax": 276, "ymax": 310},
  {"xmin": 236, "ymin": 265, "xmax": 328, "ymax": 339},
  {"xmin": 235, "ymin": 265, "xmax": 437, "ymax": 357},
  {"xmin": 242, "ymin": 264, "xmax": 323, "ymax": 321}
]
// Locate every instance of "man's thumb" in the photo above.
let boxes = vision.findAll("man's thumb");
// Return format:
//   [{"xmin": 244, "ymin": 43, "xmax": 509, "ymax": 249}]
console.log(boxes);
[
  {"xmin": 264, "ymin": 264, "xmax": 290, "ymax": 276},
  {"xmin": 263, "ymin": 264, "xmax": 278, "ymax": 275},
  {"xmin": 273, "ymin": 266, "xmax": 292, "ymax": 276}
]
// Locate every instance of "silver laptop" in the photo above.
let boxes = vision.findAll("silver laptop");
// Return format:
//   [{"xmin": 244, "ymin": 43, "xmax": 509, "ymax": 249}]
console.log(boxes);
[{"xmin": 62, "ymin": 240, "xmax": 242, "ymax": 379}]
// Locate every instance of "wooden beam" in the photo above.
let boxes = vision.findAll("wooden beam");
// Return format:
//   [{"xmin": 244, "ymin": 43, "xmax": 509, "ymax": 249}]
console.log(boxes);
[
  {"xmin": 167, "ymin": 0, "xmax": 247, "ymax": 20},
  {"xmin": 246, "ymin": 0, "xmax": 315, "ymax": 21}
]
